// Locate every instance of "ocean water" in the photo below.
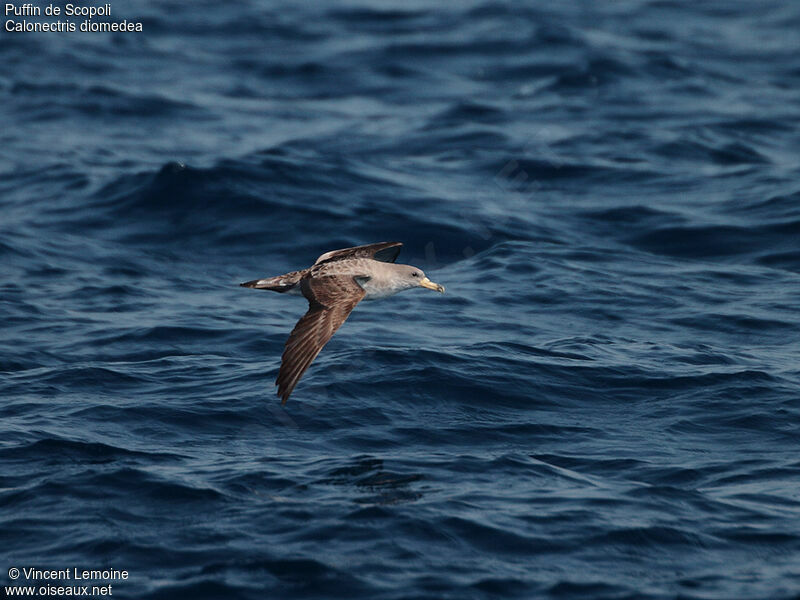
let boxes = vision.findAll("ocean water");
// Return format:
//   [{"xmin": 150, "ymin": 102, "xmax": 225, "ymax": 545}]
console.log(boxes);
[{"xmin": 2, "ymin": 1, "xmax": 800, "ymax": 598}]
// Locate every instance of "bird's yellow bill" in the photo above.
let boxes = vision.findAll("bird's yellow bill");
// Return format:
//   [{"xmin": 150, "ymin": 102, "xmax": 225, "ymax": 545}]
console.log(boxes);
[{"xmin": 419, "ymin": 277, "xmax": 445, "ymax": 293}]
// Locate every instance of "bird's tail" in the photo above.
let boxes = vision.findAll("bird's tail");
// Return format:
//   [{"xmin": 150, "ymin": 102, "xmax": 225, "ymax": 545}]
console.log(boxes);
[{"xmin": 240, "ymin": 269, "xmax": 307, "ymax": 293}]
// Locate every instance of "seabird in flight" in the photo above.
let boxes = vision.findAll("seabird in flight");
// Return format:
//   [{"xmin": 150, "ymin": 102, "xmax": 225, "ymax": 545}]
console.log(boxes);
[{"xmin": 241, "ymin": 242, "xmax": 445, "ymax": 403}]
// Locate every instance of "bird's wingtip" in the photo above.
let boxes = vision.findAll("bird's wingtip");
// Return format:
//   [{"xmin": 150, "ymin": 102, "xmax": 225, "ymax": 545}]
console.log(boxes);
[{"xmin": 276, "ymin": 380, "xmax": 290, "ymax": 404}]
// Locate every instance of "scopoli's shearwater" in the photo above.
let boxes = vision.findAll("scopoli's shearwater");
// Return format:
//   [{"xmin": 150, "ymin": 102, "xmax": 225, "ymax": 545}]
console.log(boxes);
[{"xmin": 241, "ymin": 242, "xmax": 445, "ymax": 403}]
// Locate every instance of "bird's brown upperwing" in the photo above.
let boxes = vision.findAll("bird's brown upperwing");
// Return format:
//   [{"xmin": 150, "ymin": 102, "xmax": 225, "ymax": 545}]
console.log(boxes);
[
  {"xmin": 275, "ymin": 275, "xmax": 366, "ymax": 404},
  {"xmin": 314, "ymin": 241, "xmax": 402, "ymax": 266}
]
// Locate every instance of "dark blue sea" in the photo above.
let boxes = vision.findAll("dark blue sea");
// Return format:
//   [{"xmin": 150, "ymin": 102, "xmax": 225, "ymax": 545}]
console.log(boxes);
[{"xmin": 2, "ymin": 1, "xmax": 800, "ymax": 598}]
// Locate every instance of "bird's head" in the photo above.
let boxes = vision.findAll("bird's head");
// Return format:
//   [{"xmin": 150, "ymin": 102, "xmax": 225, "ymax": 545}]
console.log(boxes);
[{"xmin": 400, "ymin": 265, "xmax": 445, "ymax": 293}]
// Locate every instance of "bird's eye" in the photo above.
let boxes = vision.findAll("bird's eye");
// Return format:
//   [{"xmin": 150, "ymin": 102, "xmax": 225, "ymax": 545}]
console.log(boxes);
[{"xmin": 412, "ymin": 272, "xmax": 419, "ymax": 277}]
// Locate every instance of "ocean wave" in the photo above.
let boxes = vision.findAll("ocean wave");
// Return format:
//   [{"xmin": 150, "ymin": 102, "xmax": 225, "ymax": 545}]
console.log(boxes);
[{"xmin": 3, "ymin": 1, "xmax": 800, "ymax": 598}]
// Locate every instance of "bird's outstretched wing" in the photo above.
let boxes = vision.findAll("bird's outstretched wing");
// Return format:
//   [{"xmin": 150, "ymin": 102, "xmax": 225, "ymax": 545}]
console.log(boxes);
[
  {"xmin": 276, "ymin": 275, "xmax": 366, "ymax": 403},
  {"xmin": 314, "ymin": 241, "xmax": 402, "ymax": 266}
]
